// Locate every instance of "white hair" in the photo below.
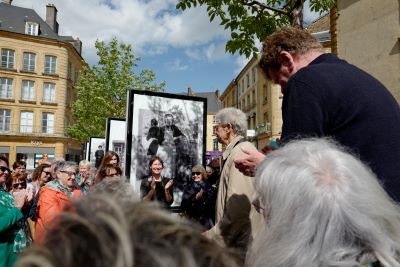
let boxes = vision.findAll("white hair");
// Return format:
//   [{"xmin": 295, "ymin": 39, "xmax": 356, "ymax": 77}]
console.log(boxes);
[
  {"xmin": 215, "ymin": 107, "xmax": 247, "ymax": 135},
  {"xmin": 247, "ymin": 138, "xmax": 400, "ymax": 267}
]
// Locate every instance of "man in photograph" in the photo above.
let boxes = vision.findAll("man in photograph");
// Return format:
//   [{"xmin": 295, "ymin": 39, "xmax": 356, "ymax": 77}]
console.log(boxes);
[{"xmin": 95, "ymin": 145, "xmax": 104, "ymax": 169}]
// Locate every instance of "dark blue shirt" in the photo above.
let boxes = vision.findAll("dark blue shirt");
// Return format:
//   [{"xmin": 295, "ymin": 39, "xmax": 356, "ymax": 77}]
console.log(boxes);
[{"xmin": 281, "ymin": 53, "xmax": 400, "ymax": 201}]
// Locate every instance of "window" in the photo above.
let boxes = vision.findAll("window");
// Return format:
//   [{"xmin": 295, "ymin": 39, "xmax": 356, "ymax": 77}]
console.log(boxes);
[
  {"xmin": 42, "ymin": 112, "xmax": 54, "ymax": 134},
  {"xmin": 43, "ymin": 83, "xmax": 56, "ymax": 102},
  {"xmin": 241, "ymin": 79, "xmax": 244, "ymax": 93},
  {"xmin": 246, "ymin": 73, "xmax": 250, "ymax": 88},
  {"xmin": 238, "ymin": 82, "xmax": 241, "ymax": 96},
  {"xmin": 1, "ymin": 49, "xmax": 15, "ymax": 69},
  {"xmin": 67, "ymin": 63, "xmax": 72, "ymax": 80},
  {"xmin": 252, "ymin": 67, "xmax": 256, "ymax": 83},
  {"xmin": 25, "ymin": 22, "xmax": 39, "ymax": 36},
  {"xmin": 0, "ymin": 77, "xmax": 13, "ymax": 99},
  {"xmin": 74, "ymin": 70, "xmax": 79, "ymax": 85},
  {"xmin": 213, "ymin": 139, "xmax": 219, "ymax": 150},
  {"xmin": 21, "ymin": 80, "xmax": 35, "ymax": 101},
  {"xmin": 23, "ymin": 52, "xmax": 36, "ymax": 72},
  {"xmin": 20, "ymin": 111, "xmax": 33, "ymax": 133},
  {"xmin": 0, "ymin": 109, "xmax": 11, "ymax": 132},
  {"xmin": 44, "ymin": 55, "xmax": 57, "ymax": 74}
]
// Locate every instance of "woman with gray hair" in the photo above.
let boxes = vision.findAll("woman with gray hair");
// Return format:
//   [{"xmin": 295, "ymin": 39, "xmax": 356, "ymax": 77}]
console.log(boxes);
[
  {"xmin": 247, "ymin": 138, "xmax": 400, "ymax": 267},
  {"xmin": 35, "ymin": 161, "xmax": 81, "ymax": 243},
  {"xmin": 207, "ymin": 107, "xmax": 263, "ymax": 262}
]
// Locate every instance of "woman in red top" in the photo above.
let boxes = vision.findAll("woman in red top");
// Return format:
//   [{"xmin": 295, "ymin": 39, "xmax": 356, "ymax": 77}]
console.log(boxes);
[{"xmin": 35, "ymin": 161, "xmax": 81, "ymax": 243}]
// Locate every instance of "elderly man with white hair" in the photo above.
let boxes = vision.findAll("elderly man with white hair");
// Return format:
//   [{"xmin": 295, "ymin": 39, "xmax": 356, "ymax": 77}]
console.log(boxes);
[
  {"xmin": 205, "ymin": 107, "xmax": 263, "ymax": 262},
  {"xmin": 246, "ymin": 138, "xmax": 400, "ymax": 267}
]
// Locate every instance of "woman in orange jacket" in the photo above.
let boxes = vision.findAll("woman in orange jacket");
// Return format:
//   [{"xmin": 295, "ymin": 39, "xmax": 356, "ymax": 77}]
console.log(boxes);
[{"xmin": 35, "ymin": 161, "xmax": 81, "ymax": 243}]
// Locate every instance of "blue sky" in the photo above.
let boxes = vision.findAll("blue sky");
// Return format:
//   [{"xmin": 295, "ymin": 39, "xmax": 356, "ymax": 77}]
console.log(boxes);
[{"xmin": 13, "ymin": 0, "xmax": 320, "ymax": 94}]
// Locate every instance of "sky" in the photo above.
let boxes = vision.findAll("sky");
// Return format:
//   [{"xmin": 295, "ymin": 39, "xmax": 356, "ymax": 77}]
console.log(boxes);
[{"xmin": 12, "ymin": 0, "xmax": 321, "ymax": 94}]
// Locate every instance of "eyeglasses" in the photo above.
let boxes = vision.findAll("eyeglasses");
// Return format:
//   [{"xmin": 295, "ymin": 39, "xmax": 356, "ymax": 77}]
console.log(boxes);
[
  {"xmin": 192, "ymin": 172, "xmax": 202, "ymax": 176},
  {"xmin": 0, "ymin": 166, "xmax": 10, "ymax": 174},
  {"xmin": 12, "ymin": 182, "xmax": 26, "ymax": 188},
  {"xmin": 42, "ymin": 171, "xmax": 51, "ymax": 176},
  {"xmin": 252, "ymin": 199, "xmax": 265, "ymax": 214},
  {"xmin": 60, "ymin": 170, "xmax": 76, "ymax": 177}
]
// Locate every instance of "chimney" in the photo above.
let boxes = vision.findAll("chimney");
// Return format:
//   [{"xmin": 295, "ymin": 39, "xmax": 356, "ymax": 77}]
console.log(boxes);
[
  {"xmin": 215, "ymin": 89, "xmax": 220, "ymax": 98},
  {"xmin": 46, "ymin": 4, "xmax": 59, "ymax": 34},
  {"xmin": 187, "ymin": 86, "xmax": 193, "ymax": 96},
  {"xmin": 71, "ymin": 38, "xmax": 82, "ymax": 55},
  {"xmin": 2, "ymin": 0, "xmax": 12, "ymax": 4}
]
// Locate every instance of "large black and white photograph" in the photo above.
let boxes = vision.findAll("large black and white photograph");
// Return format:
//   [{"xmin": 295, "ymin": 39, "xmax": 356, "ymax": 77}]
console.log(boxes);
[
  {"xmin": 126, "ymin": 90, "xmax": 207, "ymax": 195},
  {"xmin": 89, "ymin": 137, "xmax": 106, "ymax": 169},
  {"xmin": 105, "ymin": 118, "xmax": 126, "ymax": 174}
]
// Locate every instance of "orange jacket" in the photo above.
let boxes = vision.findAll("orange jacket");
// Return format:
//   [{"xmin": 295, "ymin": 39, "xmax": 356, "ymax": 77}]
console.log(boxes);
[{"xmin": 35, "ymin": 187, "xmax": 80, "ymax": 243}]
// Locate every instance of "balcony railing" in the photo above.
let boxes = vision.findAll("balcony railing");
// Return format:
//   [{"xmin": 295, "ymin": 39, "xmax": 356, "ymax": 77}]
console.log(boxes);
[{"xmin": 255, "ymin": 122, "xmax": 271, "ymax": 136}]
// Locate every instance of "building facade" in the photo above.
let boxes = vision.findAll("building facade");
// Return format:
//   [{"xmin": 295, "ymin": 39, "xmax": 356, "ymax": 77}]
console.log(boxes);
[
  {"xmin": 186, "ymin": 88, "xmax": 223, "ymax": 163},
  {"xmin": 336, "ymin": 0, "xmax": 400, "ymax": 102},
  {"xmin": 0, "ymin": 2, "xmax": 84, "ymax": 169},
  {"xmin": 220, "ymin": 56, "xmax": 283, "ymax": 150}
]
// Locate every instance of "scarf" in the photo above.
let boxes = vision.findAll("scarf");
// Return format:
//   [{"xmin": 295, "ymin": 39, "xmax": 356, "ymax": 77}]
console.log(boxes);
[{"xmin": 45, "ymin": 179, "xmax": 74, "ymax": 198}]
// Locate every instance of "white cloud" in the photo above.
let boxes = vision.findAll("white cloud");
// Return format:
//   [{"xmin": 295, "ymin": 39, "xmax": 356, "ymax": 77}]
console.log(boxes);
[
  {"xmin": 12, "ymin": 0, "xmax": 230, "ymax": 65},
  {"xmin": 234, "ymin": 55, "xmax": 250, "ymax": 74},
  {"xmin": 166, "ymin": 58, "xmax": 189, "ymax": 71}
]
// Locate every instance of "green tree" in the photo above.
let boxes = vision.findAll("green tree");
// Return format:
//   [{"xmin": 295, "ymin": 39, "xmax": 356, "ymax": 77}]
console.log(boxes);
[
  {"xmin": 68, "ymin": 38, "xmax": 165, "ymax": 141},
  {"xmin": 176, "ymin": 0, "xmax": 335, "ymax": 57}
]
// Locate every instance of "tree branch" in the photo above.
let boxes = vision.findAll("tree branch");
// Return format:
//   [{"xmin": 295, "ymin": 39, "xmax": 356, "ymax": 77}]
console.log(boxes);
[{"xmin": 241, "ymin": 0, "xmax": 289, "ymax": 16}]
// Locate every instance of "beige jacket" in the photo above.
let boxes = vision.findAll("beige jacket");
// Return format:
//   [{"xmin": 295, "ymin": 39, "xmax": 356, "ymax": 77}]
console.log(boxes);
[{"xmin": 208, "ymin": 136, "xmax": 264, "ymax": 255}]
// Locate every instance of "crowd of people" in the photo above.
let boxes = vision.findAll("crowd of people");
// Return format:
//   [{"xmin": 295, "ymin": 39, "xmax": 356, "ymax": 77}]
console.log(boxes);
[{"xmin": 1, "ymin": 27, "xmax": 400, "ymax": 266}]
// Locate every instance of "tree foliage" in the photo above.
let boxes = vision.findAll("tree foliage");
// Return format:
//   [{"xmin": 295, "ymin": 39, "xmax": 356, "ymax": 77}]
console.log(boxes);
[
  {"xmin": 176, "ymin": 0, "xmax": 335, "ymax": 57},
  {"xmin": 68, "ymin": 38, "xmax": 165, "ymax": 141}
]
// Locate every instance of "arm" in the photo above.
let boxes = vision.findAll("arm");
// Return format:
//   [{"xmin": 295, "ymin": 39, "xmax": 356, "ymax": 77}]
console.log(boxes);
[
  {"xmin": 140, "ymin": 178, "xmax": 155, "ymax": 201},
  {"xmin": 37, "ymin": 189, "xmax": 61, "ymax": 226},
  {"xmin": 0, "ymin": 203, "xmax": 23, "ymax": 233},
  {"xmin": 164, "ymin": 179, "xmax": 174, "ymax": 204}
]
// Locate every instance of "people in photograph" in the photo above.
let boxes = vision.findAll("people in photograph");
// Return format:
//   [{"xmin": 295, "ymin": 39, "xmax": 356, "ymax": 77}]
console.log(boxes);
[
  {"xmin": 181, "ymin": 165, "xmax": 214, "ymax": 229},
  {"xmin": 246, "ymin": 138, "xmax": 400, "ymax": 267},
  {"xmin": 94, "ymin": 164, "xmax": 123, "ymax": 184},
  {"xmin": 0, "ymin": 155, "xmax": 31, "ymax": 267},
  {"xmin": 75, "ymin": 160, "xmax": 93, "ymax": 194},
  {"xmin": 37, "ymin": 154, "xmax": 49, "ymax": 166},
  {"xmin": 157, "ymin": 113, "xmax": 185, "ymax": 178},
  {"xmin": 205, "ymin": 108, "xmax": 264, "ymax": 262},
  {"xmin": 234, "ymin": 27, "xmax": 400, "ymax": 202},
  {"xmin": 94, "ymin": 145, "xmax": 104, "ymax": 169},
  {"xmin": 140, "ymin": 156, "xmax": 173, "ymax": 208},
  {"xmin": 15, "ymin": 179, "xmax": 241, "ymax": 267},
  {"xmin": 35, "ymin": 161, "xmax": 81, "ymax": 243},
  {"xmin": 146, "ymin": 118, "xmax": 161, "ymax": 156}
]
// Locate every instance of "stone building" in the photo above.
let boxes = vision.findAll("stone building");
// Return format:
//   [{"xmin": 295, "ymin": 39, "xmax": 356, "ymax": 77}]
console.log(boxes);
[{"xmin": 0, "ymin": 1, "xmax": 84, "ymax": 169}]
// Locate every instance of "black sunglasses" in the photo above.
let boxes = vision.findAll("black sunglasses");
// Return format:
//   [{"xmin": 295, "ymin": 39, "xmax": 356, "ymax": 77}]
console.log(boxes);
[
  {"xmin": 42, "ymin": 171, "xmax": 51, "ymax": 176},
  {"xmin": 12, "ymin": 182, "xmax": 26, "ymax": 188},
  {"xmin": 192, "ymin": 172, "xmax": 202, "ymax": 176},
  {"xmin": 0, "ymin": 166, "xmax": 10, "ymax": 174}
]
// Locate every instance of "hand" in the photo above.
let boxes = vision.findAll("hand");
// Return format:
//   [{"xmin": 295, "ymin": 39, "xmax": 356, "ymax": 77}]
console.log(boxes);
[
  {"xmin": 202, "ymin": 230, "xmax": 212, "ymax": 240},
  {"xmin": 14, "ymin": 190, "xmax": 28, "ymax": 209},
  {"xmin": 195, "ymin": 188, "xmax": 204, "ymax": 200},
  {"xmin": 150, "ymin": 179, "xmax": 156, "ymax": 190},
  {"xmin": 234, "ymin": 147, "xmax": 266, "ymax": 177},
  {"xmin": 165, "ymin": 179, "xmax": 173, "ymax": 190}
]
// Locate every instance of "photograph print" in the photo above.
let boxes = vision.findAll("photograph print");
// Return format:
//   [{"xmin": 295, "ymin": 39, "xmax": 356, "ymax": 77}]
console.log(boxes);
[
  {"xmin": 89, "ymin": 136, "xmax": 106, "ymax": 169},
  {"xmin": 125, "ymin": 90, "xmax": 207, "ymax": 192},
  {"xmin": 105, "ymin": 118, "xmax": 126, "ymax": 174}
]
